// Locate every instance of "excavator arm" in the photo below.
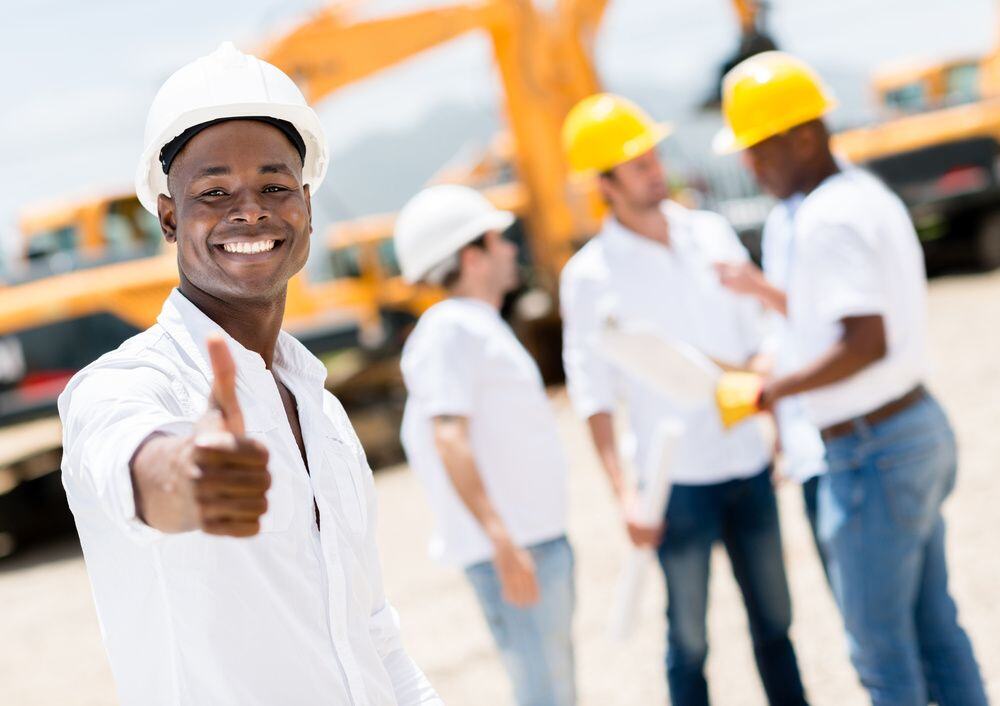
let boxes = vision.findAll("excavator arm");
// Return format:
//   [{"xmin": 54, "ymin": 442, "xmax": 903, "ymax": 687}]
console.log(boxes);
[
  {"xmin": 260, "ymin": 2, "xmax": 503, "ymax": 104},
  {"xmin": 260, "ymin": 0, "xmax": 611, "ymax": 282}
]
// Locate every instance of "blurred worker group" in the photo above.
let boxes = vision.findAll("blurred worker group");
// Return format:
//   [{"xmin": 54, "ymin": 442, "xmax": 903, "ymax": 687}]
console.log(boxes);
[
  {"xmin": 54, "ymin": 37, "xmax": 990, "ymax": 706},
  {"xmin": 393, "ymin": 52, "xmax": 989, "ymax": 706}
]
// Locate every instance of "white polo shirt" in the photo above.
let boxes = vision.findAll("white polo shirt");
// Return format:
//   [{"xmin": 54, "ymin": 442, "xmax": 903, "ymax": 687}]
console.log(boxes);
[
  {"xmin": 560, "ymin": 201, "xmax": 771, "ymax": 486},
  {"xmin": 400, "ymin": 298, "xmax": 568, "ymax": 568},
  {"xmin": 785, "ymin": 168, "xmax": 929, "ymax": 429},
  {"xmin": 59, "ymin": 289, "xmax": 440, "ymax": 706}
]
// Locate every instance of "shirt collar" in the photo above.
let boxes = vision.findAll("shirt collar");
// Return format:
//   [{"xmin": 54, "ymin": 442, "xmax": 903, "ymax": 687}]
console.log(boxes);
[
  {"xmin": 156, "ymin": 289, "xmax": 328, "ymax": 388},
  {"xmin": 602, "ymin": 200, "xmax": 689, "ymax": 254}
]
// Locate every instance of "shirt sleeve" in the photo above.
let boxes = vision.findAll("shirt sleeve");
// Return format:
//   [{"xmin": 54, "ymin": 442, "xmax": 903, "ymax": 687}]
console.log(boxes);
[
  {"xmin": 409, "ymin": 317, "xmax": 482, "ymax": 418},
  {"xmin": 559, "ymin": 263, "xmax": 618, "ymax": 419},
  {"xmin": 323, "ymin": 392, "xmax": 443, "ymax": 705},
  {"xmin": 58, "ymin": 365, "xmax": 194, "ymax": 545},
  {"xmin": 803, "ymin": 222, "xmax": 887, "ymax": 323},
  {"xmin": 708, "ymin": 215, "xmax": 767, "ymax": 357}
]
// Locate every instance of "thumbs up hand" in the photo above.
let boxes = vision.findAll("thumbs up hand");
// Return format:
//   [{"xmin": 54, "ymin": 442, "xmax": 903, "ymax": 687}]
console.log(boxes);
[{"xmin": 130, "ymin": 336, "xmax": 271, "ymax": 537}]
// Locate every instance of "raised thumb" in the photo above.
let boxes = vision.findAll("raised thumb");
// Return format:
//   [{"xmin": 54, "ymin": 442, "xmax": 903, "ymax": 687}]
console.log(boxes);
[{"xmin": 205, "ymin": 335, "xmax": 245, "ymax": 436}]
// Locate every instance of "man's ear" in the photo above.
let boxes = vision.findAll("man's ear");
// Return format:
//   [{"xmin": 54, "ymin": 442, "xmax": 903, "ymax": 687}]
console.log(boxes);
[
  {"xmin": 157, "ymin": 194, "xmax": 178, "ymax": 244},
  {"xmin": 303, "ymin": 183, "xmax": 313, "ymax": 235},
  {"xmin": 792, "ymin": 121, "xmax": 822, "ymax": 160},
  {"xmin": 597, "ymin": 172, "xmax": 616, "ymax": 205}
]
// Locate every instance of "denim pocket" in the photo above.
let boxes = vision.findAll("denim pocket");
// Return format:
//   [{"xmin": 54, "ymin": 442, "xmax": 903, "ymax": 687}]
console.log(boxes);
[{"xmin": 874, "ymin": 433, "xmax": 952, "ymax": 533}]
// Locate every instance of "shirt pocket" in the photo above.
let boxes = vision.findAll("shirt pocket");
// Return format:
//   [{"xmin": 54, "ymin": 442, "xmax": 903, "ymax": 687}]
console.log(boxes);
[
  {"xmin": 244, "ymin": 425, "xmax": 295, "ymax": 534},
  {"xmin": 318, "ymin": 434, "xmax": 368, "ymax": 538}
]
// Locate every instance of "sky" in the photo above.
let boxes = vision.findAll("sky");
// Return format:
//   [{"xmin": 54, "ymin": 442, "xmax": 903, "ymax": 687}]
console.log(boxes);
[{"xmin": 1, "ymin": 0, "xmax": 995, "ymax": 256}]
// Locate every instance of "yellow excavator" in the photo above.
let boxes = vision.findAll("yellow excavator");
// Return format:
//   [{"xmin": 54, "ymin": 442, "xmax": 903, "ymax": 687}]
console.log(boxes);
[
  {"xmin": 833, "ymin": 10, "xmax": 1000, "ymax": 269},
  {"xmin": 0, "ymin": 0, "xmax": 778, "ymax": 546}
]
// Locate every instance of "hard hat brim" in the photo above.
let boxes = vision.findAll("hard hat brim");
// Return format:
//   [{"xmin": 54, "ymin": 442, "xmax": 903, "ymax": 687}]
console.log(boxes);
[
  {"xmin": 135, "ymin": 103, "xmax": 328, "ymax": 215},
  {"xmin": 568, "ymin": 121, "xmax": 673, "ymax": 179},
  {"xmin": 712, "ymin": 98, "xmax": 838, "ymax": 155},
  {"xmin": 401, "ymin": 210, "xmax": 517, "ymax": 284}
]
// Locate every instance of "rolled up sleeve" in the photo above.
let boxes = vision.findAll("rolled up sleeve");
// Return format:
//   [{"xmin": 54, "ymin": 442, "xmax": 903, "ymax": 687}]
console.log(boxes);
[
  {"xmin": 58, "ymin": 365, "xmax": 193, "ymax": 544},
  {"xmin": 560, "ymin": 265, "xmax": 618, "ymax": 419},
  {"xmin": 363, "ymin": 474, "xmax": 443, "ymax": 704},
  {"xmin": 805, "ymin": 223, "xmax": 887, "ymax": 323}
]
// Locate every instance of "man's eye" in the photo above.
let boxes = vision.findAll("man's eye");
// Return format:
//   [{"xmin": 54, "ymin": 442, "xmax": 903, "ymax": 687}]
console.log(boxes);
[
  {"xmin": 263, "ymin": 185, "xmax": 288, "ymax": 193},
  {"xmin": 200, "ymin": 189, "xmax": 226, "ymax": 197}
]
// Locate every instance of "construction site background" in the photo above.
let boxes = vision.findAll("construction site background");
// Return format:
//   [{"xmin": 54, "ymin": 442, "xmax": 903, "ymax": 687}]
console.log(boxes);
[{"xmin": 1, "ymin": 0, "xmax": 999, "ymax": 703}]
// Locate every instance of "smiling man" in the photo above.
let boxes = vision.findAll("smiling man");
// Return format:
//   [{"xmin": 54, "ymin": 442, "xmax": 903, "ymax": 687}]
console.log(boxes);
[{"xmin": 57, "ymin": 43, "xmax": 441, "ymax": 706}]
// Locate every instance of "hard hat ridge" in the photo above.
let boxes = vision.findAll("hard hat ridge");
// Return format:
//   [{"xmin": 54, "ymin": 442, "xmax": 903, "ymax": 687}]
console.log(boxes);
[{"xmin": 135, "ymin": 41, "xmax": 329, "ymax": 214}]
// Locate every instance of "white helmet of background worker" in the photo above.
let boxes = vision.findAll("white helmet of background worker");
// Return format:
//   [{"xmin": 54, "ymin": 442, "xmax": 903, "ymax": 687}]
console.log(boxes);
[
  {"xmin": 394, "ymin": 185, "xmax": 516, "ymax": 284},
  {"xmin": 135, "ymin": 41, "xmax": 329, "ymax": 215}
]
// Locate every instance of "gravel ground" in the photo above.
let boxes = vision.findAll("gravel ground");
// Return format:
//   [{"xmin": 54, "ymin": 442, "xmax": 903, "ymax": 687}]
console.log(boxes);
[{"xmin": 1, "ymin": 271, "xmax": 998, "ymax": 705}]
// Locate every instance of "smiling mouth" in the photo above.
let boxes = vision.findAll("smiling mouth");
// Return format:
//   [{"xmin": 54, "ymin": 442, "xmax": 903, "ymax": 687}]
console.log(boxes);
[{"xmin": 215, "ymin": 240, "xmax": 283, "ymax": 255}]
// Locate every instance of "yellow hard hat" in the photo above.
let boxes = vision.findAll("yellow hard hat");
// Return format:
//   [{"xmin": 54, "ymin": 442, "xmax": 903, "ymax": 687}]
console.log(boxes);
[
  {"xmin": 713, "ymin": 51, "xmax": 837, "ymax": 154},
  {"xmin": 562, "ymin": 93, "xmax": 672, "ymax": 174}
]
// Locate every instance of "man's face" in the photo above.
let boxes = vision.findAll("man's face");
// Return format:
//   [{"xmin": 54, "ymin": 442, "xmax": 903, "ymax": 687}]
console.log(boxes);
[
  {"xmin": 464, "ymin": 230, "xmax": 520, "ymax": 295},
  {"xmin": 158, "ymin": 120, "xmax": 312, "ymax": 304},
  {"xmin": 603, "ymin": 149, "xmax": 670, "ymax": 210},
  {"xmin": 743, "ymin": 131, "xmax": 802, "ymax": 200}
]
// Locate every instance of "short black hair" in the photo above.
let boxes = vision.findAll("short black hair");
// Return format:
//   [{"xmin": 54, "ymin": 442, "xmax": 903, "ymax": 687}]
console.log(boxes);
[{"xmin": 441, "ymin": 233, "xmax": 488, "ymax": 289}]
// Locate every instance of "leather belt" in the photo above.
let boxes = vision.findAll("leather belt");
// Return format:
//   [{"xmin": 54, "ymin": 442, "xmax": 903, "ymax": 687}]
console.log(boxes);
[{"xmin": 820, "ymin": 385, "xmax": 928, "ymax": 442}]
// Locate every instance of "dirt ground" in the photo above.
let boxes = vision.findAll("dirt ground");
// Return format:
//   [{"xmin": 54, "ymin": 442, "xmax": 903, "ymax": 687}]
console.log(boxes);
[{"xmin": 1, "ymin": 271, "xmax": 998, "ymax": 705}]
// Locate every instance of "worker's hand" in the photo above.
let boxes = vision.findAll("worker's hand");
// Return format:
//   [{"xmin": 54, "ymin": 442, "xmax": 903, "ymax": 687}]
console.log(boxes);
[
  {"xmin": 714, "ymin": 260, "xmax": 767, "ymax": 297},
  {"xmin": 190, "ymin": 337, "xmax": 271, "ymax": 536},
  {"xmin": 622, "ymin": 488, "xmax": 664, "ymax": 548},
  {"xmin": 492, "ymin": 539, "xmax": 540, "ymax": 608},
  {"xmin": 131, "ymin": 336, "xmax": 271, "ymax": 537}
]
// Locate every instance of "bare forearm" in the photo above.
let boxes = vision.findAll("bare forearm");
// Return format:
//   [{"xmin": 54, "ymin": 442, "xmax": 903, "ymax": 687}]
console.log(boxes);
[
  {"xmin": 765, "ymin": 315, "xmax": 887, "ymax": 405},
  {"xmin": 433, "ymin": 419, "xmax": 510, "ymax": 545},
  {"xmin": 758, "ymin": 282, "xmax": 788, "ymax": 316},
  {"xmin": 586, "ymin": 412, "xmax": 629, "ymax": 503},
  {"xmin": 130, "ymin": 433, "xmax": 199, "ymax": 533}
]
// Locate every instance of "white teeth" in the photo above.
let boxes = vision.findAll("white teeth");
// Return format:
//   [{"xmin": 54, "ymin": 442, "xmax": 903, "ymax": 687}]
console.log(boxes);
[{"xmin": 222, "ymin": 240, "xmax": 276, "ymax": 254}]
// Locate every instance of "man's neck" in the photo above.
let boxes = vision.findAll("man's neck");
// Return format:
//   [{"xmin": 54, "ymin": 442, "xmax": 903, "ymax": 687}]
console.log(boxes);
[
  {"xmin": 613, "ymin": 201, "xmax": 670, "ymax": 246},
  {"xmin": 799, "ymin": 151, "xmax": 841, "ymax": 196},
  {"xmin": 178, "ymin": 283, "xmax": 286, "ymax": 369},
  {"xmin": 449, "ymin": 283, "xmax": 502, "ymax": 312}
]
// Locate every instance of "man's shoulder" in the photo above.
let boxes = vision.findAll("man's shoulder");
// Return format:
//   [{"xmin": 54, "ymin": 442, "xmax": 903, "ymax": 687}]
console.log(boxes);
[
  {"xmin": 59, "ymin": 325, "xmax": 184, "ymax": 411},
  {"xmin": 561, "ymin": 235, "xmax": 611, "ymax": 287},
  {"xmin": 671, "ymin": 202, "xmax": 747, "ymax": 260},
  {"xmin": 414, "ymin": 299, "xmax": 488, "ymax": 335},
  {"xmin": 800, "ymin": 168, "xmax": 900, "ymax": 231}
]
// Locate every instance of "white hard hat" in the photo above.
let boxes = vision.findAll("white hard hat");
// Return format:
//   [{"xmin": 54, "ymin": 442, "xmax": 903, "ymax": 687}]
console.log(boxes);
[
  {"xmin": 135, "ymin": 41, "xmax": 329, "ymax": 215},
  {"xmin": 393, "ymin": 185, "xmax": 516, "ymax": 284}
]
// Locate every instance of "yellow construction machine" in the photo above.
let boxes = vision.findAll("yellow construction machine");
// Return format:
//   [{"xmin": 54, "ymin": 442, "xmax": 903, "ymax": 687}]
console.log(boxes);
[
  {"xmin": 834, "ymin": 18, "xmax": 1000, "ymax": 269},
  {"xmin": 0, "ymin": 0, "xmax": 780, "ymax": 549}
]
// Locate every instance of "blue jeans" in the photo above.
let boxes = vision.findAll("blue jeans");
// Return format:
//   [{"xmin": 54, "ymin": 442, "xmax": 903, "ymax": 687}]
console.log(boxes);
[
  {"xmin": 465, "ymin": 536, "xmax": 576, "ymax": 706},
  {"xmin": 819, "ymin": 393, "xmax": 987, "ymax": 706},
  {"xmin": 802, "ymin": 475, "xmax": 831, "ymax": 585},
  {"xmin": 657, "ymin": 468, "xmax": 807, "ymax": 706}
]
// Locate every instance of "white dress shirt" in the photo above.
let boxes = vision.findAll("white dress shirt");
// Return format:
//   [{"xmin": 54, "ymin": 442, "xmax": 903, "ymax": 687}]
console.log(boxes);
[
  {"xmin": 560, "ymin": 201, "xmax": 771, "ymax": 486},
  {"xmin": 59, "ymin": 289, "xmax": 441, "ymax": 706},
  {"xmin": 400, "ymin": 298, "xmax": 568, "ymax": 567},
  {"xmin": 785, "ymin": 168, "xmax": 929, "ymax": 428},
  {"xmin": 760, "ymin": 195, "xmax": 827, "ymax": 482}
]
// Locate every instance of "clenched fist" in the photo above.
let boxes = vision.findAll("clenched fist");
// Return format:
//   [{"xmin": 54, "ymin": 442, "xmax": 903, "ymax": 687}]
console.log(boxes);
[{"xmin": 131, "ymin": 336, "xmax": 271, "ymax": 537}]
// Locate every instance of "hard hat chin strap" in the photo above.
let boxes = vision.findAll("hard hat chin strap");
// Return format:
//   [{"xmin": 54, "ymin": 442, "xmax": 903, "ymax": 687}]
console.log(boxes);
[{"xmin": 159, "ymin": 116, "xmax": 307, "ymax": 174}]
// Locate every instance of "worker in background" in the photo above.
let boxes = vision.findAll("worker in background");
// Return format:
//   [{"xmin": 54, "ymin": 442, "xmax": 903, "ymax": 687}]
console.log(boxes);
[
  {"xmin": 716, "ymin": 51, "xmax": 988, "ymax": 706},
  {"xmin": 58, "ymin": 43, "xmax": 441, "ymax": 706},
  {"xmin": 560, "ymin": 94, "xmax": 807, "ymax": 706},
  {"xmin": 393, "ymin": 185, "xmax": 575, "ymax": 706}
]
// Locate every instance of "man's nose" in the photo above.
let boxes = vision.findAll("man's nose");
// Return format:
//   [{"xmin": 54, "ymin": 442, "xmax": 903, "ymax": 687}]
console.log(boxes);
[{"xmin": 227, "ymin": 189, "xmax": 270, "ymax": 224}]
